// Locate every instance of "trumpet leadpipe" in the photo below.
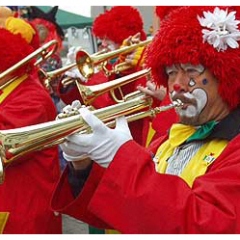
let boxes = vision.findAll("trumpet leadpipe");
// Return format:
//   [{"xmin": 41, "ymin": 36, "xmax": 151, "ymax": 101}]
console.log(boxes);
[
  {"xmin": 0, "ymin": 97, "xmax": 183, "ymax": 184},
  {"xmin": 0, "ymin": 94, "xmax": 152, "ymax": 166}
]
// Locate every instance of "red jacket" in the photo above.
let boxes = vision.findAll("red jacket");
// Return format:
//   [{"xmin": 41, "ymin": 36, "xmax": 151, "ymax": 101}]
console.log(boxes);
[
  {"xmin": 0, "ymin": 75, "xmax": 62, "ymax": 233},
  {"xmin": 51, "ymin": 133, "xmax": 240, "ymax": 233}
]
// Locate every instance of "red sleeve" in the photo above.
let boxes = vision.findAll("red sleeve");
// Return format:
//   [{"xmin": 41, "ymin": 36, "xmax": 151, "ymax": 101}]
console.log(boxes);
[
  {"xmin": 86, "ymin": 138, "xmax": 240, "ymax": 233},
  {"xmin": 51, "ymin": 162, "xmax": 112, "ymax": 229}
]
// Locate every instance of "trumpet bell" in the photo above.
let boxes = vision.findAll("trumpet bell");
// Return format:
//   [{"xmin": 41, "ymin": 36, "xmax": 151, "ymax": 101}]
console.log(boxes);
[
  {"xmin": 0, "ymin": 96, "xmax": 183, "ymax": 184},
  {"xmin": 76, "ymin": 50, "xmax": 95, "ymax": 79},
  {"xmin": 76, "ymin": 39, "xmax": 151, "ymax": 79}
]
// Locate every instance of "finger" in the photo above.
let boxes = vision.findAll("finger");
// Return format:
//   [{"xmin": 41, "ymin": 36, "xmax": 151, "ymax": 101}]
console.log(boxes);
[
  {"xmin": 62, "ymin": 105, "xmax": 72, "ymax": 113},
  {"xmin": 60, "ymin": 140, "xmax": 85, "ymax": 156},
  {"xmin": 72, "ymin": 100, "xmax": 81, "ymax": 109},
  {"xmin": 79, "ymin": 107, "xmax": 106, "ymax": 133},
  {"xmin": 137, "ymin": 86, "xmax": 155, "ymax": 96},
  {"xmin": 146, "ymin": 81, "xmax": 157, "ymax": 91},
  {"xmin": 122, "ymin": 36, "xmax": 132, "ymax": 47},
  {"xmin": 63, "ymin": 152, "xmax": 89, "ymax": 162},
  {"xmin": 115, "ymin": 116, "xmax": 128, "ymax": 130},
  {"xmin": 131, "ymin": 32, "xmax": 141, "ymax": 43},
  {"xmin": 65, "ymin": 132, "xmax": 93, "ymax": 147},
  {"xmin": 115, "ymin": 116, "xmax": 132, "ymax": 136}
]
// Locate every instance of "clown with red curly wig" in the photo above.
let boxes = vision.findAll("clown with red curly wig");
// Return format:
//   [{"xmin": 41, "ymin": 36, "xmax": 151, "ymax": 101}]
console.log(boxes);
[
  {"xmin": 0, "ymin": 6, "xmax": 61, "ymax": 234},
  {"xmin": 51, "ymin": 6, "xmax": 240, "ymax": 234}
]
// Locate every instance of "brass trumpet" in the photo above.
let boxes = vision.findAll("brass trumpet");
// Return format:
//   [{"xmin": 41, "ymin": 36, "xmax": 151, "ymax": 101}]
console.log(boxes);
[
  {"xmin": 76, "ymin": 68, "xmax": 151, "ymax": 105},
  {"xmin": 40, "ymin": 48, "xmax": 108, "ymax": 88},
  {"xmin": 0, "ymin": 94, "xmax": 183, "ymax": 183},
  {"xmin": 0, "ymin": 40, "xmax": 58, "ymax": 90},
  {"xmin": 76, "ymin": 39, "xmax": 151, "ymax": 79}
]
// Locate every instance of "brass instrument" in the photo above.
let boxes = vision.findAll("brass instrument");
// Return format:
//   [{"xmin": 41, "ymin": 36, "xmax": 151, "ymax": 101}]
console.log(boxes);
[
  {"xmin": 76, "ymin": 68, "xmax": 151, "ymax": 105},
  {"xmin": 0, "ymin": 40, "xmax": 58, "ymax": 89},
  {"xmin": 0, "ymin": 94, "xmax": 183, "ymax": 183},
  {"xmin": 101, "ymin": 61, "xmax": 133, "ymax": 77},
  {"xmin": 39, "ymin": 62, "xmax": 76, "ymax": 90},
  {"xmin": 76, "ymin": 39, "xmax": 151, "ymax": 79},
  {"xmin": 40, "ymin": 48, "xmax": 108, "ymax": 89}
]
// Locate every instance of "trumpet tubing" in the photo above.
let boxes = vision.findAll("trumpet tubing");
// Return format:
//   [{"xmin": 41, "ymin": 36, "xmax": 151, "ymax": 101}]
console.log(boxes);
[
  {"xmin": 76, "ymin": 68, "xmax": 151, "ymax": 105},
  {"xmin": 0, "ymin": 40, "xmax": 58, "ymax": 89},
  {"xmin": 0, "ymin": 96, "xmax": 183, "ymax": 184},
  {"xmin": 41, "ymin": 49, "xmax": 109, "ymax": 88},
  {"xmin": 0, "ymin": 94, "xmax": 152, "ymax": 163},
  {"xmin": 76, "ymin": 39, "xmax": 151, "ymax": 79}
]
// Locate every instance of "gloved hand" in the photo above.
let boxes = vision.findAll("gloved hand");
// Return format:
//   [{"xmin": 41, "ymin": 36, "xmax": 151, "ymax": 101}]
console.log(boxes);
[
  {"xmin": 64, "ymin": 46, "xmax": 87, "ymax": 82},
  {"xmin": 56, "ymin": 100, "xmax": 82, "ymax": 119},
  {"xmin": 60, "ymin": 107, "xmax": 133, "ymax": 168}
]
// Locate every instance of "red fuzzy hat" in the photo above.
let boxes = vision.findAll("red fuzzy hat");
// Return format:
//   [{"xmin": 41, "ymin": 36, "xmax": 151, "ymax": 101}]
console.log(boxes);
[
  {"xmin": 147, "ymin": 6, "xmax": 240, "ymax": 110},
  {"xmin": 0, "ymin": 28, "xmax": 35, "ymax": 77},
  {"xmin": 28, "ymin": 6, "xmax": 64, "ymax": 51},
  {"xmin": 92, "ymin": 6, "xmax": 146, "ymax": 44},
  {"xmin": 155, "ymin": 6, "xmax": 180, "ymax": 20},
  {"xmin": 0, "ymin": 6, "xmax": 39, "ymax": 50}
]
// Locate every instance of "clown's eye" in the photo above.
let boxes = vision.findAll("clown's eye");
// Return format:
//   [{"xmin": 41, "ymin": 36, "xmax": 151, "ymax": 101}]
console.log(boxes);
[
  {"xmin": 165, "ymin": 66, "xmax": 179, "ymax": 77},
  {"xmin": 185, "ymin": 68, "xmax": 201, "ymax": 78},
  {"xmin": 166, "ymin": 70, "xmax": 178, "ymax": 77}
]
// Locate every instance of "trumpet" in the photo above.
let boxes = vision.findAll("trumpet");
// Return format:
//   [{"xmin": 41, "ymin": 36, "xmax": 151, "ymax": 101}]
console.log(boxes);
[
  {"xmin": 76, "ymin": 39, "xmax": 151, "ymax": 79},
  {"xmin": 39, "ymin": 48, "xmax": 108, "ymax": 89},
  {"xmin": 0, "ymin": 94, "xmax": 183, "ymax": 183},
  {"xmin": 76, "ymin": 68, "xmax": 151, "ymax": 105},
  {"xmin": 0, "ymin": 40, "xmax": 58, "ymax": 90}
]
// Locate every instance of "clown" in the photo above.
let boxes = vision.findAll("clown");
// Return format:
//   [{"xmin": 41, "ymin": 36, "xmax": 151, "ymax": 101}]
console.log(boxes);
[
  {"xmin": 0, "ymin": 7, "xmax": 61, "ymax": 233},
  {"xmin": 28, "ymin": 6, "xmax": 64, "ymax": 107},
  {"xmin": 58, "ymin": 6, "xmax": 150, "ymax": 146},
  {"xmin": 51, "ymin": 6, "xmax": 240, "ymax": 233}
]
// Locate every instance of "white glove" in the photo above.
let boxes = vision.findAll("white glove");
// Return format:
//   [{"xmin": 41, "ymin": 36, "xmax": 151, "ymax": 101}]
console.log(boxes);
[
  {"xmin": 56, "ymin": 100, "xmax": 82, "ymax": 119},
  {"xmin": 65, "ymin": 46, "xmax": 87, "ymax": 82},
  {"xmin": 60, "ymin": 107, "xmax": 133, "ymax": 168},
  {"xmin": 66, "ymin": 46, "xmax": 82, "ymax": 65}
]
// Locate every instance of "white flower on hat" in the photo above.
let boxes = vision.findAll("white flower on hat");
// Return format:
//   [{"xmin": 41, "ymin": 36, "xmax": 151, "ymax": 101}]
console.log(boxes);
[{"xmin": 198, "ymin": 7, "xmax": 240, "ymax": 51}]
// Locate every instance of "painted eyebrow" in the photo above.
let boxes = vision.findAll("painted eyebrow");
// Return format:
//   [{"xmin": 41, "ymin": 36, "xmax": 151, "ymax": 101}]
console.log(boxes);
[{"xmin": 180, "ymin": 64, "xmax": 205, "ymax": 72}]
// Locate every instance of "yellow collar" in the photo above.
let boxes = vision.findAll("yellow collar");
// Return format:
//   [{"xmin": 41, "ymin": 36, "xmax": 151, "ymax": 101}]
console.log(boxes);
[
  {"xmin": 169, "ymin": 123, "xmax": 196, "ymax": 147},
  {"xmin": 0, "ymin": 74, "xmax": 27, "ymax": 103}
]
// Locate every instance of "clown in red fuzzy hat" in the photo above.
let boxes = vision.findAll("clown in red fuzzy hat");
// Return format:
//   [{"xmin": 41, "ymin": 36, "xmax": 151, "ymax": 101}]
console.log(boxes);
[
  {"xmin": 58, "ymin": 6, "xmax": 149, "ymax": 147},
  {"xmin": 148, "ymin": 6, "xmax": 240, "ymax": 111},
  {"xmin": 51, "ymin": 6, "xmax": 240, "ymax": 234},
  {"xmin": 28, "ymin": 6, "xmax": 64, "ymax": 96},
  {"xmin": 137, "ymin": 6, "xmax": 181, "ymax": 146},
  {"xmin": 93, "ymin": 6, "xmax": 146, "ymax": 50},
  {"xmin": 0, "ymin": 22, "xmax": 61, "ymax": 233}
]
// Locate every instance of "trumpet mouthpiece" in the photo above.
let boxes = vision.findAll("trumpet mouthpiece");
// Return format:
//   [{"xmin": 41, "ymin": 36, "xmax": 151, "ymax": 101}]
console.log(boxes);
[{"xmin": 173, "ymin": 99, "xmax": 184, "ymax": 108}]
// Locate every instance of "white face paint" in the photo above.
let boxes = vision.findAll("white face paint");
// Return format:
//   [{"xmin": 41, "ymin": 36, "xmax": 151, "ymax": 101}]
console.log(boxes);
[
  {"xmin": 171, "ymin": 88, "xmax": 207, "ymax": 118},
  {"xmin": 107, "ymin": 42, "xmax": 117, "ymax": 51},
  {"xmin": 167, "ymin": 65, "xmax": 230, "ymax": 125},
  {"xmin": 101, "ymin": 38, "xmax": 118, "ymax": 51}
]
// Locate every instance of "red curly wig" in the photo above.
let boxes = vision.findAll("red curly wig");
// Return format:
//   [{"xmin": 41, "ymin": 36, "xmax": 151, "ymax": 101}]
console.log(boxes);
[
  {"xmin": 29, "ymin": 6, "xmax": 64, "ymax": 52},
  {"xmin": 147, "ymin": 6, "xmax": 240, "ymax": 110},
  {"xmin": 0, "ymin": 28, "xmax": 35, "ymax": 77},
  {"xmin": 92, "ymin": 6, "xmax": 146, "ymax": 44},
  {"xmin": 155, "ymin": 6, "xmax": 180, "ymax": 20}
]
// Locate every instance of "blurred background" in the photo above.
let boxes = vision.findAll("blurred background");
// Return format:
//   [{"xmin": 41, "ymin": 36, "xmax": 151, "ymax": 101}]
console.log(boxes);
[{"xmin": 9, "ymin": 6, "xmax": 155, "ymax": 64}]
